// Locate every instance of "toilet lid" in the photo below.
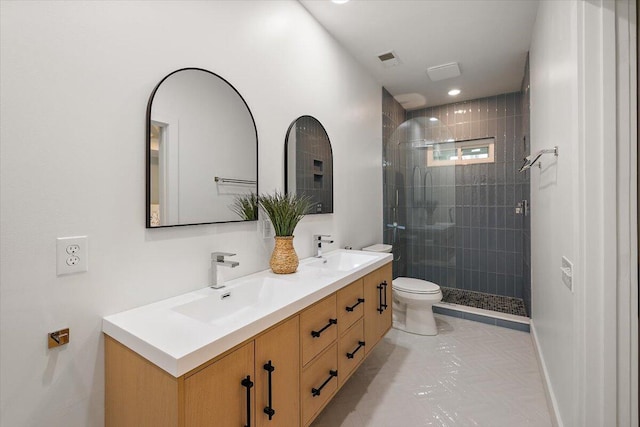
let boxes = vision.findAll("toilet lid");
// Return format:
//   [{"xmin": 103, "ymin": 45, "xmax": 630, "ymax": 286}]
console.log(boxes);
[
  {"xmin": 362, "ymin": 243, "xmax": 392, "ymax": 253},
  {"xmin": 393, "ymin": 277, "xmax": 441, "ymax": 294}
]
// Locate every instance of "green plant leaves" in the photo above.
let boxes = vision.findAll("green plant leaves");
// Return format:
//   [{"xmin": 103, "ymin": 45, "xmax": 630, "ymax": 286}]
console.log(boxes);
[
  {"xmin": 230, "ymin": 193, "xmax": 259, "ymax": 221},
  {"xmin": 258, "ymin": 191, "xmax": 313, "ymax": 236}
]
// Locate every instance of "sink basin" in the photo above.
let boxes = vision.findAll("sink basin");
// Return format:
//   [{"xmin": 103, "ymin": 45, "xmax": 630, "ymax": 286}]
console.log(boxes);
[
  {"xmin": 306, "ymin": 251, "xmax": 378, "ymax": 272},
  {"xmin": 172, "ymin": 277, "xmax": 286, "ymax": 324},
  {"xmin": 103, "ymin": 247, "xmax": 392, "ymax": 377}
]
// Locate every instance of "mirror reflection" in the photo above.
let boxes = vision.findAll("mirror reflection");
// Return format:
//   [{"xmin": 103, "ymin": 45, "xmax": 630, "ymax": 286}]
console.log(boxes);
[
  {"xmin": 285, "ymin": 116, "xmax": 333, "ymax": 214},
  {"xmin": 146, "ymin": 68, "xmax": 258, "ymax": 228}
]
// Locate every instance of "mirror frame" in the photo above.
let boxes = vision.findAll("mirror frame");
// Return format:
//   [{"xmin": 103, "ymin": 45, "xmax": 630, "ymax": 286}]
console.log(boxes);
[
  {"xmin": 284, "ymin": 115, "xmax": 334, "ymax": 214},
  {"xmin": 145, "ymin": 67, "xmax": 258, "ymax": 228}
]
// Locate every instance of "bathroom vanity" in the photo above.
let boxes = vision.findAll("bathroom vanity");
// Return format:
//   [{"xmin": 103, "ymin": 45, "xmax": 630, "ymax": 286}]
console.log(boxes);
[{"xmin": 103, "ymin": 250, "xmax": 392, "ymax": 427}]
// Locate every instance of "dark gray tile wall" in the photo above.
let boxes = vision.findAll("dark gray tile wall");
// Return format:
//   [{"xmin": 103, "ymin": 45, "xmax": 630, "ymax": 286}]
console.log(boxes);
[
  {"xmin": 382, "ymin": 88, "xmax": 530, "ymax": 311},
  {"xmin": 295, "ymin": 116, "xmax": 333, "ymax": 213}
]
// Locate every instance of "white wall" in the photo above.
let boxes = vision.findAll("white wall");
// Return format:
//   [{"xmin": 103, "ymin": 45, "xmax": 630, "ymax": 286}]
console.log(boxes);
[
  {"xmin": 0, "ymin": 2, "xmax": 382, "ymax": 426},
  {"xmin": 529, "ymin": 1, "xmax": 579, "ymax": 424},
  {"xmin": 530, "ymin": 0, "xmax": 629, "ymax": 425}
]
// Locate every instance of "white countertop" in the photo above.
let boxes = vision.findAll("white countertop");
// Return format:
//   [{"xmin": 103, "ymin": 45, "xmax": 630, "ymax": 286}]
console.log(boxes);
[{"xmin": 102, "ymin": 249, "xmax": 392, "ymax": 377}]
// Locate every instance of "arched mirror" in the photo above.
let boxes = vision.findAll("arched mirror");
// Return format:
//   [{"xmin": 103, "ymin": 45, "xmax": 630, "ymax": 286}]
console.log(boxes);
[
  {"xmin": 285, "ymin": 116, "xmax": 333, "ymax": 214},
  {"xmin": 146, "ymin": 68, "xmax": 258, "ymax": 228}
]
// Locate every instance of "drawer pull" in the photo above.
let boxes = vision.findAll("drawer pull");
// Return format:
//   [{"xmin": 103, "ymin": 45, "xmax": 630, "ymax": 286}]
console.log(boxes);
[
  {"xmin": 382, "ymin": 281, "xmax": 388, "ymax": 311},
  {"xmin": 241, "ymin": 375, "xmax": 254, "ymax": 427},
  {"xmin": 311, "ymin": 370, "xmax": 338, "ymax": 397},
  {"xmin": 311, "ymin": 318, "xmax": 337, "ymax": 338},
  {"xmin": 345, "ymin": 298, "xmax": 365, "ymax": 312},
  {"xmin": 346, "ymin": 341, "xmax": 365, "ymax": 359},
  {"xmin": 263, "ymin": 361, "xmax": 276, "ymax": 420}
]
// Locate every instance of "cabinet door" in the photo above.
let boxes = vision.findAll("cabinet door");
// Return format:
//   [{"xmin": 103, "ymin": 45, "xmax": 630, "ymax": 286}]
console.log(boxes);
[
  {"xmin": 364, "ymin": 262, "xmax": 393, "ymax": 353},
  {"xmin": 184, "ymin": 341, "xmax": 254, "ymax": 427},
  {"xmin": 255, "ymin": 316, "xmax": 300, "ymax": 427}
]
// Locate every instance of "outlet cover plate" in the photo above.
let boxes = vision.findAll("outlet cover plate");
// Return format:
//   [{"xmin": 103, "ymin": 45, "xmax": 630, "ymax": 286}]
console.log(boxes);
[
  {"xmin": 260, "ymin": 216, "xmax": 274, "ymax": 239},
  {"xmin": 57, "ymin": 236, "xmax": 88, "ymax": 275}
]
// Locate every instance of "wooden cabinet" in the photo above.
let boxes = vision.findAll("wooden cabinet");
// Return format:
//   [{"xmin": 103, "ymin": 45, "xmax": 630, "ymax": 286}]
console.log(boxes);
[
  {"xmin": 105, "ymin": 336, "xmax": 180, "ymax": 427},
  {"xmin": 106, "ymin": 317, "xmax": 299, "ymax": 427},
  {"xmin": 255, "ymin": 316, "xmax": 300, "ymax": 427},
  {"xmin": 185, "ymin": 317, "xmax": 301, "ymax": 427},
  {"xmin": 364, "ymin": 262, "xmax": 393, "ymax": 354},
  {"xmin": 105, "ymin": 261, "xmax": 392, "ymax": 427},
  {"xmin": 184, "ymin": 342, "xmax": 254, "ymax": 427}
]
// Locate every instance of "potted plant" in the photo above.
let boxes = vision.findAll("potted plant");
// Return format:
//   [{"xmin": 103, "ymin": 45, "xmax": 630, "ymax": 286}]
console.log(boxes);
[{"xmin": 259, "ymin": 191, "xmax": 312, "ymax": 274}]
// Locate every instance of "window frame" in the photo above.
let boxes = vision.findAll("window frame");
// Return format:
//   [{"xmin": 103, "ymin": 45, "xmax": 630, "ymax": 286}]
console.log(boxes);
[{"xmin": 426, "ymin": 137, "xmax": 495, "ymax": 167}]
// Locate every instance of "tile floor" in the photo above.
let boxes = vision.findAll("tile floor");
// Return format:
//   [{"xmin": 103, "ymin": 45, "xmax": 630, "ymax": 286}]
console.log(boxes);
[{"xmin": 311, "ymin": 315, "xmax": 552, "ymax": 427}]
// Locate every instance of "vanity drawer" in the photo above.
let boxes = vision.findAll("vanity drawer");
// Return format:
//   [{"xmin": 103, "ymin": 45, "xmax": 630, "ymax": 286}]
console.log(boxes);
[
  {"xmin": 301, "ymin": 343, "xmax": 338, "ymax": 426},
  {"xmin": 338, "ymin": 318, "xmax": 365, "ymax": 387},
  {"xmin": 300, "ymin": 294, "xmax": 337, "ymax": 366},
  {"xmin": 336, "ymin": 278, "xmax": 364, "ymax": 335}
]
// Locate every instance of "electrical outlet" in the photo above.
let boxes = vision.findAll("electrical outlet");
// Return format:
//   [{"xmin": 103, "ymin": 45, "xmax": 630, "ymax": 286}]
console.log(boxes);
[
  {"xmin": 66, "ymin": 245, "xmax": 80, "ymax": 254},
  {"xmin": 57, "ymin": 236, "xmax": 88, "ymax": 275},
  {"xmin": 260, "ymin": 216, "xmax": 274, "ymax": 239}
]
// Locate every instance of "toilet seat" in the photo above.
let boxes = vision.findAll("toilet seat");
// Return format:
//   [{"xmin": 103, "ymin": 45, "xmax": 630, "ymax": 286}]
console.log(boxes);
[{"xmin": 393, "ymin": 278, "xmax": 441, "ymax": 295}]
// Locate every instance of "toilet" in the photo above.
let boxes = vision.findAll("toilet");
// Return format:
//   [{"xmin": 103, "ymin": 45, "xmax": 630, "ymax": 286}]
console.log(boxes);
[{"xmin": 362, "ymin": 244, "xmax": 442, "ymax": 336}]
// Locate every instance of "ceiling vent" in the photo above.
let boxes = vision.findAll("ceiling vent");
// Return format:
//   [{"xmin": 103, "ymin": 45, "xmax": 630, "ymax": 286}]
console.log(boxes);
[
  {"xmin": 426, "ymin": 62, "xmax": 461, "ymax": 81},
  {"xmin": 378, "ymin": 50, "xmax": 400, "ymax": 68}
]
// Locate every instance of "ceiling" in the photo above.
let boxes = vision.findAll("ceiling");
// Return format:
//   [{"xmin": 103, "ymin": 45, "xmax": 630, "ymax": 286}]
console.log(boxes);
[{"xmin": 300, "ymin": 0, "xmax": 539, "ymax": 110}]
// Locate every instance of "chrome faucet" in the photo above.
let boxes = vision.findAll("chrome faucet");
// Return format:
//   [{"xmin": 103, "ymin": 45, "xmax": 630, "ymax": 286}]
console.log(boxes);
[
  {"xmin": 210, "ymin": 252, "xmax": 239, "ymax": 289},
  {"xmin": 313, "ymin": 234, "xmax": 334, "ymax": 258}
]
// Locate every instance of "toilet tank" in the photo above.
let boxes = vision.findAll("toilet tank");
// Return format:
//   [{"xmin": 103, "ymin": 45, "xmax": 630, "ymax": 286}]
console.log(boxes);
[{"xmin": 362, "ymin": 244, "xmax": 393, "ymax": 253}]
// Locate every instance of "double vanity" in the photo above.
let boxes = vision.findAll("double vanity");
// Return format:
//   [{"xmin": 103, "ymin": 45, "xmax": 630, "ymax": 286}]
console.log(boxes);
[{"xmin": 103, "ymin": 249, "xmax": 392, "ymax": 426}]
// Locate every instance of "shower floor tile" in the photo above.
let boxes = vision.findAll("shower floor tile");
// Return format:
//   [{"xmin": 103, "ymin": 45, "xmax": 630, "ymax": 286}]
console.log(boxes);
[
  {"xmin": 441, "ymin": 287, "xmax": 528, "ymax": 317},
  {"xmin": 311, "ymin": 315, "xmax": 552, "ymax": 427}
]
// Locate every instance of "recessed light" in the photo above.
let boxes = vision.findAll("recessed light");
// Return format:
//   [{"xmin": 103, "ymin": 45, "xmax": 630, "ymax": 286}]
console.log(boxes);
[
  {"xmin": 448, "ymin": 89, "xmax": 461, "ymax": 96},
  {"xmin": 332, "ymin": 0, "xmax": 350, "ymax": 4},
  {"xmin": 429, "ymin": 117, "xmax": 438, "ymax": 122}
]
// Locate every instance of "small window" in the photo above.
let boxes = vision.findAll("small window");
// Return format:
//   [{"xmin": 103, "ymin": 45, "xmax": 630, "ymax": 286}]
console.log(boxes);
[{"xmin": 427, "ymin": 137, "xmax": 495, "ymax": 166}]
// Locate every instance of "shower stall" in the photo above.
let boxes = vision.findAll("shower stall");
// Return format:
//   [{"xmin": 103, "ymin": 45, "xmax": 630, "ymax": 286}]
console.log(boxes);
[{"xmin": 382, "ymin": 87, "xmax": 531, "ymax": 318}]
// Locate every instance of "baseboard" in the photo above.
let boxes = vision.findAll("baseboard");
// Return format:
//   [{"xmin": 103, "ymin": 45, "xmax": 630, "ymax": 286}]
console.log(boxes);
[{"xmin": 529, "ymin": 320, "xmax": 563, "ymax": 427}]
